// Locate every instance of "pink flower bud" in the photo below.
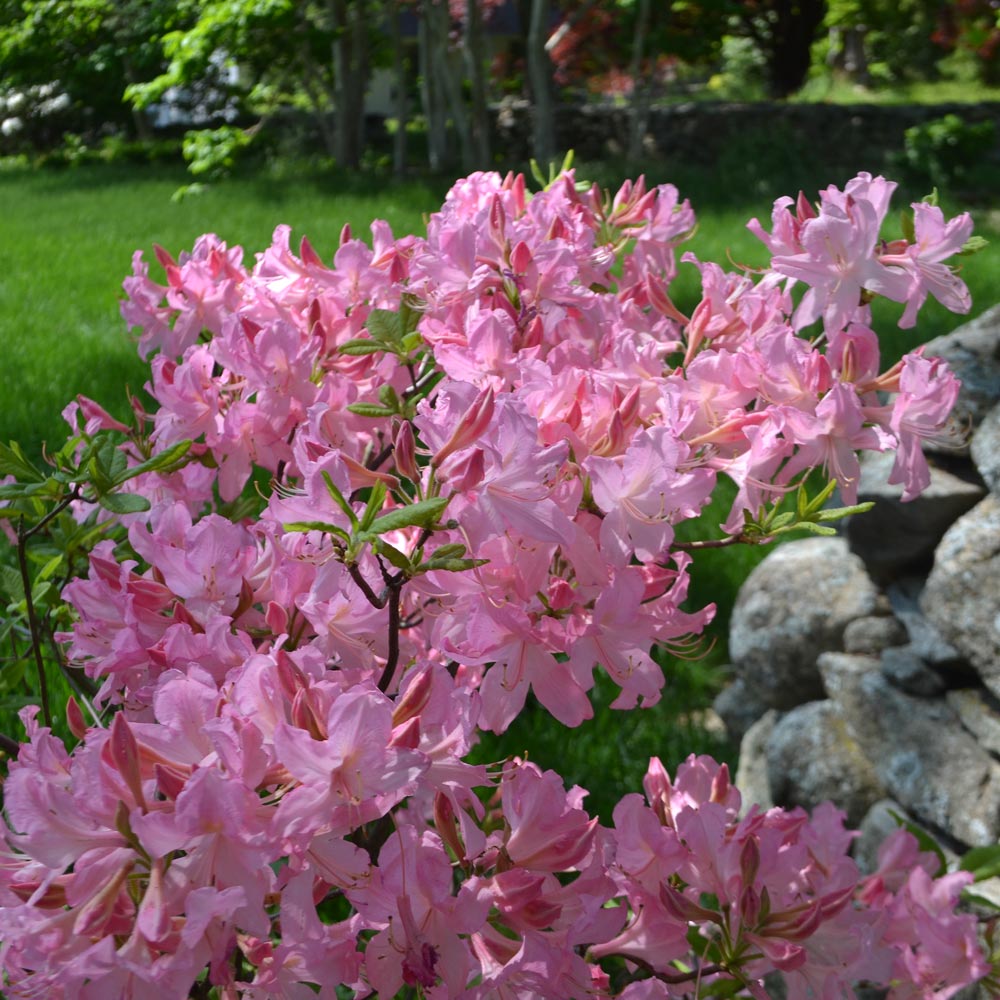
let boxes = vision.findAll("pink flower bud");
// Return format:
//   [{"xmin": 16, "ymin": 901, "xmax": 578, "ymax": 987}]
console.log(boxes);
[
  {"xmin": 440, "ymin": 447, "xmax": 486, "ymax": 492},
  {"xmin": 393, "ymin": 667, "xmax": 434, "ymax": 726},
  {"xmin": 299, "ymin": 234, "xmax": 323, "ymax": 267},
  {"xmin": 107, "ymin": 712, "xmax": 146, "ymax": 811},
  {"xmin": 796, "ymin": 190, "xmax": 817, "ymax": 222},
  {"xmin": 659, "ymin": 883, "xmax": 720, "ymax": 925},
  {"xmin": 510, "ymin": 240, "xmax": 532, "ymax": 274},
  {"xmin": 520, "ymin": 315, "xmax": 545, "ymax": 350},
  {"xmin": 154, "ymin": 762, "xmax": 187, "ymax": 801},
  {"xmin": 393, "ymin": 420, "xmax": 420, "ymax": 482},
  {"xmin": 291, "ymin": 690, "xmax": 326, "ymax": 740},
  {"xmin": 432, "ymin": 387, "xmax": 495, "ymax": 468},
  {"xmin": 265, "ymin": 600, "xmax": 288, "ymax": 636},
  {"xmin": 66, "ymin": 696, "xmax": 88, "ymax": 740},
  {"xmin": 434, "ymin": 791, "xmax": 467, "ymax": 863},
  {"xmin": 547, "ymin": 578, "xmax": 575, "ymax": 611}
]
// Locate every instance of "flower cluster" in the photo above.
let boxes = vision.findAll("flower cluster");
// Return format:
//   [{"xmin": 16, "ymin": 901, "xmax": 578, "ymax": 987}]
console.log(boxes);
[{"xmin": 0, "ymin": 169, "xmax": 990, "ymax": 997}]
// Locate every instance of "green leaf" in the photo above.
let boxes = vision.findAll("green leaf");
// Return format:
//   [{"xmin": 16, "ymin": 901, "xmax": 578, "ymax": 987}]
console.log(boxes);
[
  {"xmin": 378, "ymin": 384, "xmax": 401, "ymax": 410},
  {"xmin": 116, "ymin": 440, "xmax": 193, "ymax": 484},
  {"xmin": 777, "ymin": 521, "xmax": 838, "ymax": 536},
  {"xmin": 765, "ymin": 511, "xmax": 795, "ymax": 531},
  {"xmin": 888, "ymin": 809, "xmax": 947, "ymax": 877},
  {"xmin": 98, "ymin": 492, "xmax": 152, "ymax": 514},
  {"xmin": 35, "ymin": 553, "xmax": 65, "ymax": 583},
  {"xmin": 0, "ymin": 481, "xmax": 59, "ymax": 501},
  {"xmin": 699, "ymin": 979, "xmax": 747, "ymax": 998},
  {"xmin": 0, "ymin": 564, "xmax": 25, "ymax": 602},
  {"xmin": 0, "ymin": 442, "xmax": 45, "ymax": 482},
  {"xmin": 816, "ymin": 501, "xmax": 874, "ymax": 522},
  {"xmin": 375, "ymin": 539, "xmax": 413, "ymax": 572},
  {"xmin": 358, "ymin": 480, "xmax": 388, "ymax": 532},
  {"xmin": 366, "ymin": 309, "xmax": 403, "ymax": 343},
  {"xmin": 417, "ymin": 557, "xmax": 488, "ymax": 574},
  {"xmin": 958, "ymin": 235, "xmax": 989, "ymax": 256},
  {"xmin": 368, "ymin": 497, "xmax": 450, "ymax": 536},
  {"xmin": 346, "ymin": 403, "xmax": 397, "ymax": 418},
  {"xmin": 802, "ymin": 479, "xmax": 838, "ymax": 516},
  {"xmin": 283, "ymin": 520, "xmax": 350, "ymax": 541},
  {"xmin": 427, "ymin": 543, "xmax": 467, "ymax": 560},
  {"xmin": 900, "ymin": 208, "xmax": 916, "ymax": 245},
  {"xmin": 321, "ymin": 472, "xmax": 358, "ymax": 528},
  {"xmin": 960, "ymin": 843, "xmax": 1000, "ymax": 881},
  {"xmin": 339, "ymin": 339, "xmax": 389, "ymax": 356}
]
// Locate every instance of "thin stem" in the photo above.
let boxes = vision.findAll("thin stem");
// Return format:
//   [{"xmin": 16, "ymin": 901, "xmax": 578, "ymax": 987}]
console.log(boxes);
[
  {"xmin": 0, "ymin": 731, "xmax": 21, "ymax": 756},
  {"xmin": 619, "ymin": 954, "xmax": 726, "ymax": 986},
  {"xmin": 347, "ymin": 563, "xmax": 387, "ymax": 609},
  {"xmin": 21, "ymin": 485, "xmax": 82, "ymax": 542},
  {"xmin": 377, "ymin": 582, "xmax": 402, "ymax": 693},
  {"xmin": 17, "ymin": 516, "xmax": 52, "ymax": 728},
  {"xmin": 671, "ymin": 533, "xmax": 761, "ymax": 551}
]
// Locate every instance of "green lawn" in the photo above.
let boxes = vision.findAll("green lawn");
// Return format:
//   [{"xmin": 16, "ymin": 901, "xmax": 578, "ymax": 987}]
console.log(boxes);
[{"xmin": 0, "ymin": 163, "xmax": 447, "ymax": 456}]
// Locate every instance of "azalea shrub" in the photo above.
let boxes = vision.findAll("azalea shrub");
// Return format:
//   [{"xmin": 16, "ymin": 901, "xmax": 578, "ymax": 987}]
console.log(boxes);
[{"xmin": 0, "ymin": 165, "xmax": 997, "ymax": 998}]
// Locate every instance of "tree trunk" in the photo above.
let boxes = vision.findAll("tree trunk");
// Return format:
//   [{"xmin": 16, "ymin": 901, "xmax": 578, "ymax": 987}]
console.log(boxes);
[
  {"xmin": 390, "ymin": 3, "xmax": 408, "ymax": 176},
  {"xmin": 122, "ymin": 56, "xmax": 153, "ymax": 142},
  {"xmin": 425, "ymin": 0, "xmax": 472, "ymax": 171},
  {"xmin": 464, "ymin": 0, "xmax": 491, "ymax": 166},
  {"xmin": 763, "ymin": 0, "xmax": 828, "ymax": 98},
  {"xmin": 330, "ymin": 0, "xmax": 369, "ymax": 168},
  {"xmin": 527, "ymin": 0, "xmax": 554, "ymax": 166},
  {"xmin": 626, "ymin": 0, "xmax": 652, "ymax": 162},
  {"xmin": 418, "ymin": 2, "xmax": 449, "ymax": 171}
]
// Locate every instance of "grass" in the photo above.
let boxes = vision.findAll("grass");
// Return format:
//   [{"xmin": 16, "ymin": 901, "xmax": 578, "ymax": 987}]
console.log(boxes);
[
  {"xmin": 0, "ymin": 162, "xmax": 448, "ymax": 458},
  {"xmin": 794, "ymin": 75, "xmax": 1000, "ymax": 106},
  {"xmin": 1, "ymin": 156, "xmax": 997, "ymax": 812}
]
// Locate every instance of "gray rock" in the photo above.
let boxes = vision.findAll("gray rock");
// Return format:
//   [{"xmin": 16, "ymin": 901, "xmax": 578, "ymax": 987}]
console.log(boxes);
[
  {"xmin": 729, "ymin": 538, "xmax": 878, "ymax": 710},
  {"xmin": 888, "ymin": 578, "xmax": 967, "ymax": 671},
  {"xmin": 947, "ymin": 688, "xmax": 1000, "ymax": 758},
  {"xmin": 766, "ymin": 700, "xmax": 886, "ymax": 827},
  {"xmin": 844, "ymin": 451, "xmax": 985, "ymax": 582},
  {"xmin": 921, "ymin": 495, "xmax": 1000, "ymax": 696},
  {"xmin": 843, "ymin": 615, "xmax": 909, "ymax": 656},
  {"xmin": 712, "ymin": 675, "xmax": 772, "ymax": 744},
  {"xmin": 735, "ymin": 710, "xmax": 778, "ymax": 815},
  {"xmin": 971, "ymin": 401, "xmax": 1000, "ymax": 494},
  {"xmin": 818, "ymin": 652, "xmax": 1000, "ymax": 847},
  {"xmin": 921, "ymin": 304, "xmax": 1000, "ymax": 443},
  {"xmin": 881, "ymin": 644, "xmax": 946, "ymax": 697}
]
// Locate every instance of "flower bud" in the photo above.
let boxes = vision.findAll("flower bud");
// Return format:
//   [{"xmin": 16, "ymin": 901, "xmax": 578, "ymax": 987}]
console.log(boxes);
[
  {"xmin": 432, "ymin": 386, "xmax": 495, "ymax": 468},
  {"xmin": 394, "ymin": 420, "xmax": 420, "ymax": 482},
  {"xmin": 66, "ymin": 696, "xmax": 88, "ymax": 740},
  {"xmin": 510, "ymin": 240, "xmax": 532, "ymax": 275},
  {"xmin": 393, "ymin": 667, "xmax": 434, "ymax": 726},
  {"xmin": 108, "ymin": 712, "xmax": 146, "ymax": 811}
]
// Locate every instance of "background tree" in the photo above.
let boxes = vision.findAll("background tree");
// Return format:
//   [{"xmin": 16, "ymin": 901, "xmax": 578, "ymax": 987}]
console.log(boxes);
[
  {"xmin": 0, "ymin": 0, "xmax": 179, "ymax": 142},
  {"xmin": 127, "ymin": 0, "xmax": 382, "ymax": 171},
  {"xmin": 824, "ymin": 0, "xmax": 949, "ymax": 87},
  {"xmin": 733, "ymin": 0, "xmax": 829, "ymax": 98}
]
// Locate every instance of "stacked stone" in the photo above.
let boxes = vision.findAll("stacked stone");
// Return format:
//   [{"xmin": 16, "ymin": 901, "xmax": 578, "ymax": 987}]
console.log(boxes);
[{"xmin": 714, "ymin": 306, "xmax": 1000, "ymax": 995}]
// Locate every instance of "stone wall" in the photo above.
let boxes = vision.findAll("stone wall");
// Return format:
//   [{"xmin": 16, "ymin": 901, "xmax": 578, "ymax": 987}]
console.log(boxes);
[
  {"xmin": 713, "ymin": 305, "xmax": 1000, "ymax": 993},
  {"xmin": 493, "ymin": 99, "xmax": 1000, "ymax": 176}
]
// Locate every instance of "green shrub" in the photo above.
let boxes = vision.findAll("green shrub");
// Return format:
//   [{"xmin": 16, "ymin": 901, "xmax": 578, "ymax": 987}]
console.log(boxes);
[{"xmin": 894, "ymin": 113, "xmax": 997, "ymax": 191}]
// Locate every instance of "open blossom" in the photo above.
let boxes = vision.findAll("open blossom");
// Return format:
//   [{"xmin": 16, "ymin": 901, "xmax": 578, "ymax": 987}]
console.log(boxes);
[{"xmin": 1, "ymin": 167, "xmax": 989, "ymax": 997}]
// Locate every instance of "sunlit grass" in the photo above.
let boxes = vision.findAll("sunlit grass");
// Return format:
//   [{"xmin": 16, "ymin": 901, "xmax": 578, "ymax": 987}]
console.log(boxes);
[{"xmin": 0, "ymin": 162, "xmax": 447, "ymax": 457}]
